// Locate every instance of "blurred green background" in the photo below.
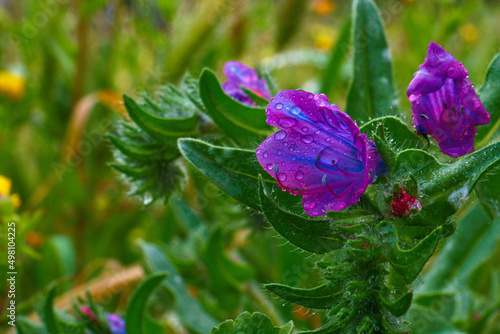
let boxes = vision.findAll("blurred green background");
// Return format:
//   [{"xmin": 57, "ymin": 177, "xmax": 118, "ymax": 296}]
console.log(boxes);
[{"xmin": 1, "ymin": 0, "xmax": 500, "ymax": 332}]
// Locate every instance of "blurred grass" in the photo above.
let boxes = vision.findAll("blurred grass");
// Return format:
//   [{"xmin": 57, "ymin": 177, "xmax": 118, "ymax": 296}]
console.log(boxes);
[{"xmin": 1, "ymin": 0, "xmax": 500, "ymax": 330}]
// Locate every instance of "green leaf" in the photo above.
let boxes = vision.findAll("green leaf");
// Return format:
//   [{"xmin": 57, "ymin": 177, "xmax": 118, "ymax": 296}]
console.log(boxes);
[
  {"xmin": 373, "ymin": 125, "xmax": 396, "ymax": 170},
  {"xmin": 199, "ymin": 69, "xmax": 270, "ymax": 147},
  {"xmin": 39, "ymin": 285, "xmax": 85, "ymax": 334},
  {"xmin": 108, "ymin": 133, "xmax": 177, "ymax": 162},
  {"xmin": 393, "ymin": 142, "xmax": 500, "ymax": 227},
  {"xmin": 16, "ymin": 316, "xmax": 46, "ymax": 334},
  {"xmin": 125, "ymin": 272, "xmax": 168, "ymax": 334},
  {"xmin": 211, "ymin": 311, "xmax": 294, "ymax": 334},
  {"xmin": 477, "ymin": 167, "xmax": 500, "ymax": 219},
  {"xmin": 178, "ymin": 138, "xmax": 274, "ymax": 210},
  {"xmin": 137, "ymin": 241, "xmax": 218, "ymax": 333},
  {"xmin": 379, "ymin": 290, "xmax": 413, "ymax": 317},
  {"xmin": 241, "ymin": 87, "xmax": 270, "ymax": 107},
  {"xmin": 476, "ymin": 53, "xmax": 500, "ymax": 145},
  {"xmin": 203, "ymin": 226, "xmax": 255, "ymax": 291},
  {"xmin": 320, "ymin": 15, "xmax": 352, "ymax": 97},
  {"xmin": 359, "ymin": 116, "xmax": 427, "ymax": 152},
  {"xmin": 265, "ymin": 283, "xmax": 341, "ymax": 309},
  {"xmin": 468, "ymin": 234, "xmax": 500, "ymax": 296},
  {"xmin": 345, "ymin": 0, "xmax": 398, "ymax": 122},
  {"xmin": 379, "ymin": 222, "xmax": 442, "ymax": 283},
  {"xmin": 259, "ymin": 176, "xmax": 345, "ymax": 254},
  {"xmin": 123, "ymin": 95, "xmax": 198, "ymax": 145}
]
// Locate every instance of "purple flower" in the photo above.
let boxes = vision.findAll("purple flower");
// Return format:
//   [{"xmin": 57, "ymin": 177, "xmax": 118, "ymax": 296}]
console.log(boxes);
[
  {"xmin": 256, "ymin": 90, "xmax": 384, "ymax": 216},
  {"xmin": 408, "ymin": 41, "xmax": 490, "ymax": 158},
  {"xmin": 106, "ymin": 314, "xmax": 126, "ymax": 334},
  {"xmin": 221, "ymin": 61, "xmax": 271, "ymax": 106}
]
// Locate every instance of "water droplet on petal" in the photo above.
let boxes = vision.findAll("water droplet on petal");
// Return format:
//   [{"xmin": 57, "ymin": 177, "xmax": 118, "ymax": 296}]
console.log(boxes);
[
  {"xmin": 307, "ymin": 93, "xmax": 314, "ymax": 99},
  {"xmin": 275, "ymin": 103, "xmax": 283, "ymax": 110},
  {"xmin": 295, "ymin": 171, "xmax": 304, "ymax": 180},
  {"xmin": 283, "ymin": 141, "xmax": 289, "ymax": 147},
  {"xmin": 274, "ymin": 130, "xmax": 286, "ymax": 140},
  {"xmin": 263, "ymin": 151, "xmax": 269, "ymax": 158},
  {"xmin": 302, "ymin": 127, "xmax": 308, "ymax": 132},
  {"xmin": 291, "ymin": 106, "xmax": 302, "ymax": 115},
  {"xmin": 278, "ymin": 172, "xmax": 287, "ymax": 182},
  {"xmin": 278, "ymin": 117, "xmax": 298, "ymax": 128},
  {"xmin": 304, "ymin": 202, "xmax": 316, "ymax": 209},
  {"xmin": 266, "ymin": 163, "xmax": 274, "ymax": 171},
  {"xmin": 277, "ymin": 150, "xmax": 282, "ymax": 156},
  {"xmin": 314, "ymin": 130, "xmax": 321, "ymax": 135},
  {"xmin": 301, "ymin": 135, "xmax": 313, "ymax": 144}
]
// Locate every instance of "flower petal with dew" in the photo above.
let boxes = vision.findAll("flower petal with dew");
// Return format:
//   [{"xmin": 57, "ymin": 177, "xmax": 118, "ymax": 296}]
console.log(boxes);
[
  {"xmin": 221, "ymin": 61, "xmax": 271, "ymax": 106},
  {"xmin": 256, "ymin": 90, "xmax": 385, "ymax": 216},
  {"xmin": 408, "ymin": 41, "xmax": 490, "ymax": 158}
]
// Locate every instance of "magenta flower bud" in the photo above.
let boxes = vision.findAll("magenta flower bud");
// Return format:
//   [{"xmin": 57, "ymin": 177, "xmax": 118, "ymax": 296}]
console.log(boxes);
[
  {"xmin": 391, "ymin": 189, "xmax": 422, "ymax": 217},
  {"xmin": 256, "ymin": 90, "xmax": 385, "ymax": 216},
  {"xmin": 221, "ymin": 61, "xmax": 271, "ymax": 106},
  {"xmin": 408, "ymin": 41, "xmax": 490, "ymax": 158}
]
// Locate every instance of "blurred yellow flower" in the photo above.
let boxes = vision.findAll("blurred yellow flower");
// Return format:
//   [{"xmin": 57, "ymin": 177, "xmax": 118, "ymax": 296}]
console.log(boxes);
[
  {"xmin": 0, "ymin": 175, "xmax": 21, "ymax": 208},
  {"xmin": 315, "ymin": 33, "xmax": 334, "ymax": 51},
  {"xmin": 313, "ymin": 0, "xmax": 336, "ymax": 16},
  {"xmin": 0, "ymin": 70, "xmax": 26, "ymax": 100},
  {"xmin": 0, "ymin": 175, "xmax": 12, "ymax": 196},
  {"xmin": 460, "ymin": 23, "xmax": 478, "ymax": 43}
]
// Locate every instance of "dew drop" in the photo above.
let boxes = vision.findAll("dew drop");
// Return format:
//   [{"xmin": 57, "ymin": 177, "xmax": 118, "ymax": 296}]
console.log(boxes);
[
  {"xmin": 304, "ymin": 202, "xmax": 316, "ymax": 209},
  {"xmin": 263, "ymin": 151, "xmax": 269, "ymax": 158},
  {"xmin": 314, "ymin": 130, "xmax": 321, "ymax": 135},
  {"xmin": 291, "ymin": 105, "xmax": 302, "ymax": 115},
  {"xmin": 266, "ymin": 163, "xmax": 274, "ymax": 171},
  {"xmin": 301, "ymin": 135, "xmax": 313, "ymax": 144},
  {"xmin": 283, "ymin": 142, "xmax": 289, "ymax": 147},
  {"xmin": 278, "ymin": 172, "xmax": 287, "ymax": 182},
  {"xmin": 275, "ymin": 103, "xmax": 283, "ymax": 110},
  {"xmin": 295, "ymin": 171, "xmax": 304, "ymax": 180},
  {"xmin": 302, "ymin": 127, "xmax": 308, "ymax": 132},
  {"xmin": 277, "ymin": 149, "xmax": 282, "ymax": 156},
  {"xmin": 307, "ymin": 93, "xmax": 314, "ymax": 99},
  {"xmin": 278, "ymin": 117, "xmax": 298, "ymax": 128},
  {"xmin": 274, "ymin": 130, "xmax": 286, "ymax": 140}
]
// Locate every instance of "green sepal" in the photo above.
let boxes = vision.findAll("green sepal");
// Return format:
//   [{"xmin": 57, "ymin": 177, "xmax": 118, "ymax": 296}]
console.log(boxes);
[
  {"xmin": 211, "ymin": 311, "xmax": 294, "ymax": 334},
  {"xmin": 199, "ymin": 69, "xmax": 270, "ymax": 147},
  {"xmin": 39, "ymin": 285, "xmax": 85, "ymax": 334},
  {"xmin": 125, "ymin": 273, "xmax": 169, "ymax": 334},
  {"xmin": 123, "ymin": 94, "xmax": 198, "ymax": 144},
  {"xmin": 264, "ymin": 283, "xmax": 342, "ymax": 309},
  {"xmin": 326, "ymin": 210, "xmax": 378, "ymax": 234},
  {"xmin": 379, "ymin": 221, "xmax": 442, "ymax": 284},
  {"xmin": 379, "ymin": 289, "xmax": 413, "ymax": 317},
  {"xmin": 259, "ymin": 176, "xmax": 345, "ymax": 254}
]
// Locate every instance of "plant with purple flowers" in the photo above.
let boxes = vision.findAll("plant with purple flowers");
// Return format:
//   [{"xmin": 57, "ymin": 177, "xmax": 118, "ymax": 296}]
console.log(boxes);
[{"xmin": 104, "ymin": 0, "xmax": 500, "ymax": 333}]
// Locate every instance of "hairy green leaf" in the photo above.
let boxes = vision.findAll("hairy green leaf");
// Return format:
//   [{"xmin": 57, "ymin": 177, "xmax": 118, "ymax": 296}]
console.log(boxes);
[
  {"xmin": 211, "ymin": 311, "xmax": 293, "ymax": 334},
  {"xmin": 265, "ymin": 283, "xmax": 342, "ymax": 309},
  {"xmin": 259, "ymin": 176, "xmax": 345, "ymax": 254},
  {"xmin": 346, "ymin": 0, "xmax": 398, "ymax": 122},
  {"xmin": 123, "ymin": 95, "xmax": 198, "ymax": 145},
  {"xmin": 199, "ymin": 69, "xmax": 270, "ymax": 147}
]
